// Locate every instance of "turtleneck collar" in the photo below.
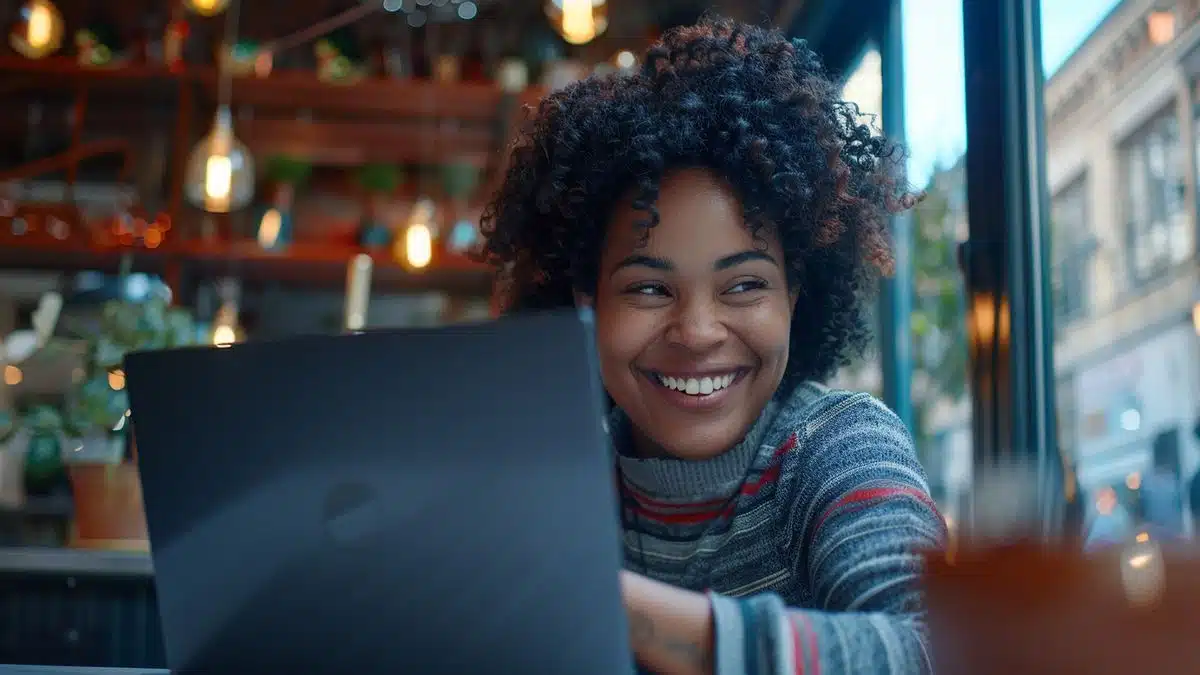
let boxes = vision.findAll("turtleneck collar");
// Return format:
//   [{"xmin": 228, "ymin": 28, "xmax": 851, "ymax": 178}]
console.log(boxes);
[{"xmin": 610, "ymin": 398, "xmax": 782, "ymax": 501}]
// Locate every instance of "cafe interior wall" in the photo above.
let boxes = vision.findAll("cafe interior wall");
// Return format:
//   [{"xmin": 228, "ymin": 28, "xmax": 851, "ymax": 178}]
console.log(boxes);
[{"xmin": 0, "ymin": 1, "xmax": 907, "ymax": 668}]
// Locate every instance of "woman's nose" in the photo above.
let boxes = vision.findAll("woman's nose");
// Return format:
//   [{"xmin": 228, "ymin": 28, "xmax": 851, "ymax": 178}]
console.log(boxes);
[{"xmin": 665, "ymin": 298, "xmax": 728, "ymax": 353}]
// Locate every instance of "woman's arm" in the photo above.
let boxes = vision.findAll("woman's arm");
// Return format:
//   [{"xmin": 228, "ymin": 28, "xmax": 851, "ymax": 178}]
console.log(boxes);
[
  {"xmin": 622, "ymin": 571, "xmax": 714, "ymax": 675},
  {"xmin": 625, "ymin": 392, "xmax": 945, "ymax": 675}
]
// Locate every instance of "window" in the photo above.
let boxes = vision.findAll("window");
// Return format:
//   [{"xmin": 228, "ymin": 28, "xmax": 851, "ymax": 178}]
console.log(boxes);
[
  {"xmin": 1120, "ymin": 108, "xmax": 1190, "ymax": 287},
  {"xmin": 1050, "ymin": 176, "xmax": 1093, "ymax": 324},
  {"xmin": 832, "ymin": 44, "xmax": 884, "ymax": 399},
  {"xmin": 901, "ymin": 0, "xmax": 971, "ymax": 529}
]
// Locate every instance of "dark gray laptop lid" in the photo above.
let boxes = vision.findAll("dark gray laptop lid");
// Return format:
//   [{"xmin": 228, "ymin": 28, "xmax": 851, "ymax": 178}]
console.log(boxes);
[{"xmin": 124, "ymin": 310, "xmax": 632, "ymax": 674}]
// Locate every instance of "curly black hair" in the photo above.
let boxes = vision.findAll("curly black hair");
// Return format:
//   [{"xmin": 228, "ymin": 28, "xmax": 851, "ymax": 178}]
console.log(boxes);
[{"xmin": 479, "ymin": 15, "xmax": 917, "ymax": 386}]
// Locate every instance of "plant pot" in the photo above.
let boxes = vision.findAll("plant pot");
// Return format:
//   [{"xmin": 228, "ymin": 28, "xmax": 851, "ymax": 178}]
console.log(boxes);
[{"xmin": 68, "ymin": 461, "xmax": 148, "ymax": 551}]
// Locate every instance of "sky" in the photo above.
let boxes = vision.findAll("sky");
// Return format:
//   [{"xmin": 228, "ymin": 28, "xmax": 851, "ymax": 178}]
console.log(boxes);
[{"xmin": 898, "ymin": 0, "xmax": 1123, "ymax": 186}]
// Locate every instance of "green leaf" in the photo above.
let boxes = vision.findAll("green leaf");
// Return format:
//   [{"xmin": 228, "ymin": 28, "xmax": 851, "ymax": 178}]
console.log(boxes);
[
  {"xmin": 355, "ymin": 164, "xmax": 404, "ymax": 194},
  {"xmin": 26, "ymin": 405, "xmax": 63, "ymax": 433},
  {"xmin": 265, "ymin": 155, "xmax": 314, "ymax": 186},
  {"xmin": 441, "ymin": 162, "xmax": 481, "ymax": 200}
]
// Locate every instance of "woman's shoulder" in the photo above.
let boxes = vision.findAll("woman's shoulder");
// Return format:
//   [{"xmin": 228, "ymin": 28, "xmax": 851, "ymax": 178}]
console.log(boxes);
[
  {"xmin": 764, "ymin": 383, "xmax": 927, "ymax": 500},
  {"xmin": 773, "ymin": 382, "xmax": 910, "ymax": 443}
]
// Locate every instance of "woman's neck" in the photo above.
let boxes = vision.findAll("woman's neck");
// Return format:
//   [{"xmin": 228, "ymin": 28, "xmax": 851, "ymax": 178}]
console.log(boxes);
[
  {"xmin": 629, "ymin": 427, "xmax": 672, "ymax": 459},
  {"xmin": 611, "ymin": 399, "xmax": 781, "ymax": 501}
]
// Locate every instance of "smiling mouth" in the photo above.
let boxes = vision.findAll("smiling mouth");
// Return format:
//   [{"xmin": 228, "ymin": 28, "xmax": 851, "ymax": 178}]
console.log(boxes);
[{"xmin": 648, "ymin": 370, "xmax": 746, "ymax": 397}]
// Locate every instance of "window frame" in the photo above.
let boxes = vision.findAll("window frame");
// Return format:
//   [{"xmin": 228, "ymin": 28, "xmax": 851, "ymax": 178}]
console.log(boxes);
[
  {"xmin": 1049, "ymin": 174, "xmax": 1094, "ymax": 325},
  {"xmin": 1119, "ymin": 105, "xmax": 1189, "ymax": 288}
]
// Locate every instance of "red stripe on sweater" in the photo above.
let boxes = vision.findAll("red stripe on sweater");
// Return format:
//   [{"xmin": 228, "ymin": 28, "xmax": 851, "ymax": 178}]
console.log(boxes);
[
  {"xmin": 813, "ymin": 485, "xmax": 939, "ymax": 537},
  {"xmin": 620, "ymin": 433, "xmax": 797, "ymax": 513},
  {"xmin": 790, "ymin": 612, "xmax": 822, "ymax": 675},
  {"xmin": 791, "ymin": 619, "xmax": 806, "ymax": 675},
  {"xmin": 805, "ymin": 614, "xmax": 820, "ymax": 675},
  {"xmin": 620, "ymin": 435, "xmax": 797, "ymax": 525}
]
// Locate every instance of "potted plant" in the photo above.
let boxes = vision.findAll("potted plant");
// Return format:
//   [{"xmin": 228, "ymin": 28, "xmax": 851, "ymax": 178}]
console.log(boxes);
[
  {"xmin": 354, "ymin": 163, "xmax": 404, "ymax": 249},
  {"xmin": 256, "ymin": 155, "xmax": 312, "ymax": 251},
  {"xmin": 22, "ymin": 405, "xmax": 67, "ymax": 496},
  {"xmin": 63, "ymin": 292, "xmax": 198, "ymax": 550},
  {"xmin": 0, "ymin": 404, "xmax": 69, "ymax": 503},
  {"xmin": 314, "ymin": 28, "xmax": 367, "ymax": 84}
]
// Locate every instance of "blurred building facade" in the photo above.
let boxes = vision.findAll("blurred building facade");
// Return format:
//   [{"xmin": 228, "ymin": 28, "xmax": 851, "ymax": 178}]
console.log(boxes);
[{"xmin": 1045, "ymin": 0, "xmax": 1200, "ymax": 534}]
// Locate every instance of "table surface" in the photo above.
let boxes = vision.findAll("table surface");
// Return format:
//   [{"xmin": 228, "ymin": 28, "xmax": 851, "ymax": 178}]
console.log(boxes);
[{"xmin": 0, "ymin": 548, "xmax": 153, "ymax": 577}]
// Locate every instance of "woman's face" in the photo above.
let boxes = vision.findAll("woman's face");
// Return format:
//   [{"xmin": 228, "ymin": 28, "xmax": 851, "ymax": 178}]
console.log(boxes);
[{"xmin": 587, "ymin": 169, "xmax": 797, "ymax": 460}]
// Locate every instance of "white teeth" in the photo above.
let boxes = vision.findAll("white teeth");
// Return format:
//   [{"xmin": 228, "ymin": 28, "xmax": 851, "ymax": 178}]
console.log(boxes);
[{"xmin": 655, "ymin": 373, "xmax": 738, "ymax": 396}]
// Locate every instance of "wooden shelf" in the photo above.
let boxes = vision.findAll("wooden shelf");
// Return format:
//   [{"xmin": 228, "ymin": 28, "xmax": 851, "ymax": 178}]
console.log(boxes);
[
  {"xmin": 234, "ymin": 117, "xmax": 493, "ymax": 168},
  {"xmin": 0, "ymin": 55, "xmax": 180, "ymax": 85},
  {"xmin": 199, "ymin": 69, "xmax": 545, "ymax": 118},
  {"xmin": 0, "ymin": 56, "xmax": 545, "ymax": 118},
  {"xmin": 176, "ymin": 240, "xmax": 493, "ymax": 294},
  {"xmin": 0, "ymin": 236, "xmax": 493, "ymax": 295}
]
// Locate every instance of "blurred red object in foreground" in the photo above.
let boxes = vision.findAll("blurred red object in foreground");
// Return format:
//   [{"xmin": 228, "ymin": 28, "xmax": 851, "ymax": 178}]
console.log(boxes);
[{"xmin": 925, "ymin": 541, "xmax": 1200, "ymax": 675}]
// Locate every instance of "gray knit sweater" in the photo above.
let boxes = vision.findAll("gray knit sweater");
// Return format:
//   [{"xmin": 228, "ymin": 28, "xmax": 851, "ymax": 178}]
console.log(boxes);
[{"xmin": 614, "ymin": 382, "xmax": 946, "ymax": 674}]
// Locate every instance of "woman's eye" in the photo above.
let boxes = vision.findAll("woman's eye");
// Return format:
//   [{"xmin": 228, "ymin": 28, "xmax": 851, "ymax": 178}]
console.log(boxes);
[
  {"xmin": 626, "ymin": 283, "xmax": 669, "ymax": 297},
  {"xmin": 726, "ymin": 280, "xmax": 767, "ymax": 294}
]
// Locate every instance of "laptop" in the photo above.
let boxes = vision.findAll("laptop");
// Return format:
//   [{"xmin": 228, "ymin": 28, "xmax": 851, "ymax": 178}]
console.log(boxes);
[{"xmin": 124, "ymin": 310, "xmax": 633, "ymax": 675}]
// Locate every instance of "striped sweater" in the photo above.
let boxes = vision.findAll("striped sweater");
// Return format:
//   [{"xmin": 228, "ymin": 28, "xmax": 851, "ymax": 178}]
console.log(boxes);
[{"xmin": 614, "ymin": 382, "xmax": 946, "ymax": 674}]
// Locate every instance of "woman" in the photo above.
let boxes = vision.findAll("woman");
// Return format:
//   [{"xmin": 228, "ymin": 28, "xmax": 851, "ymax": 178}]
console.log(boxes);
[{"xmin": 481, "ymin": 16, "xmax": 945, "ymax": 675}]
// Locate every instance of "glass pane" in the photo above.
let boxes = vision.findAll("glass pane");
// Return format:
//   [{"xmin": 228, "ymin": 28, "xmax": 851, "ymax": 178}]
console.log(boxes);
[
  {"xmin": 1042, "ymin": 0, "xmax": 1197, "ymax": 548},
  {"xmin": 834, "ymin": 44, "xmax": 884, "ymax": 399},
  {"xmin": 900, "ymin": 0, "xmax": 972, "ymax": 533}
]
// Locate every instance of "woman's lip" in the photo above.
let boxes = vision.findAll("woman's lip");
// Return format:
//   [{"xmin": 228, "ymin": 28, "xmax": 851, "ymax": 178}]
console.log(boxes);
[
  {"xmin": 639, "ymin": 369, "xmax": 747, "ymax": 411},
  {"xmin": 646, "ymin": 367, "xmax": 749, "ymax": 379}
]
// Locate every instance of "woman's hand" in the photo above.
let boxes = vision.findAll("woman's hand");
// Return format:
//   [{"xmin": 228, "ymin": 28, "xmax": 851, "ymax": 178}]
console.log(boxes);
[{"xmin": 621, "ymin": 570, "xmax": 716, "ymax": 675}]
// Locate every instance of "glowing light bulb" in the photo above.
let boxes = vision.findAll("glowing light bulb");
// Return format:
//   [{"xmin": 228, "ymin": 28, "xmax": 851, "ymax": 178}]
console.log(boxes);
[
  {"xmin": 257, "ymin": 208, "xmax": 282, "ymax": 249},
  {"xmin": 405, "ymin": 224, "xmax": 433, "ymax": 269},
  {"xmin": 545, "ymin": 0, "xmax": 607, "ymax": 46},
  {"xmin": 211, "ymin": 324, "xmax": 237, "ymax": 347},
  {"xmin": 210, "ymin": 302, "xmax": 242, "ymax": 347},
  {"xmin": 562, "ymin": 0, "xmax": 594, "ymax": 44},
  {"xmin": 185, "ymin": 106, "xmax": 255, "ymax": 213},
  {"xmin": 9, "ymin": 0, "xmax": 64, "ymax": 59},
  {"xmin": 27, "ymin": 4, "xmax": 50, "ymax": 45},
  {"xmin": 184, "ymin": 0, "xmax": 231, "ymax": 17},
  {"xmin": 395, "ymin": 197, "xmax": 437, "ymax": 270},
  {"xmin": 3, "ymin": 365, "xmax": 22, "ymax": 386},
  {"xmin": 205, "ymin": 155, "xmax": 232, "ymax": 203}
]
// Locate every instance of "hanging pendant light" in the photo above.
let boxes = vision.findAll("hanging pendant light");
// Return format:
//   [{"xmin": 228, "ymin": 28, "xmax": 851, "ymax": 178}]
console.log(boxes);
[
  {"xmin": 184, "ymin": 105, "xmax": 254, "ymax": 213},
  {"xmin": 184, "ymin": 0, "xmax": 253, "ymax": 214},
  {"xmin": 184, "ymin": 0, "xmax": 232, "ymax": 18},
  {"xmin": 544, "ymin": 0, "xmax": 607, "ymax": 46},
  {"xmin": 9, "ymin": 0, "xmax": 64, "ymax": 59}
]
